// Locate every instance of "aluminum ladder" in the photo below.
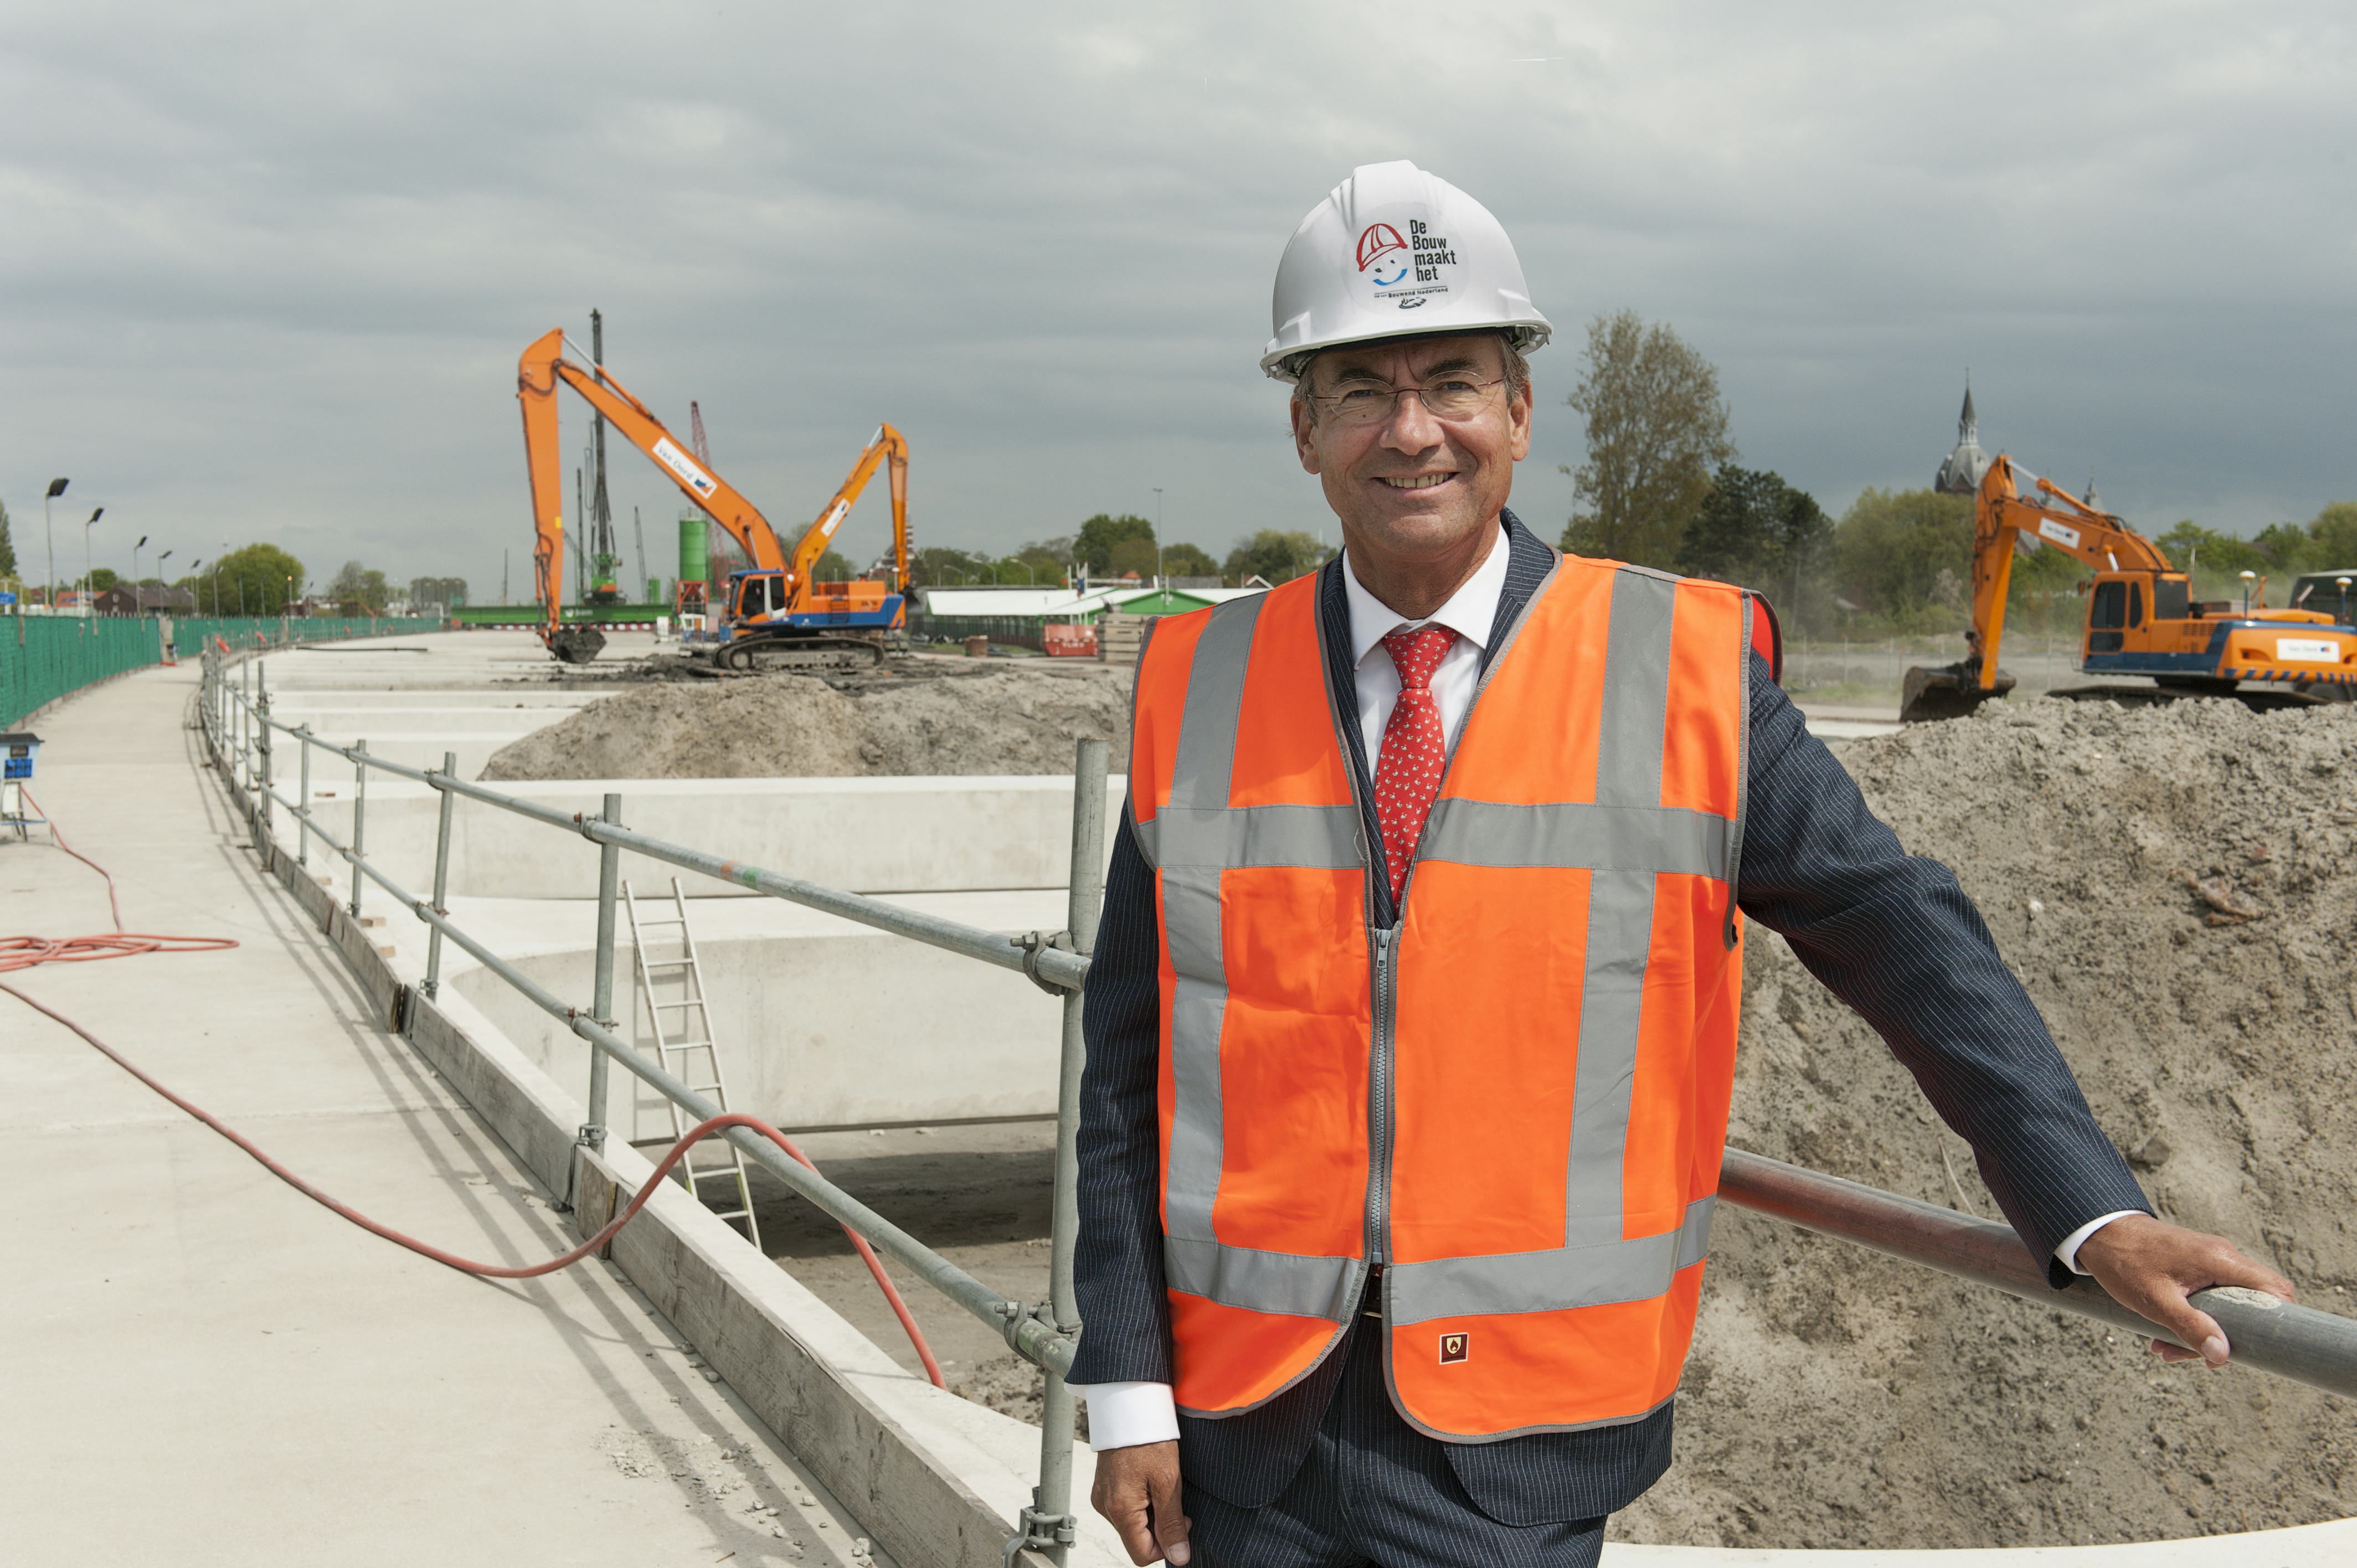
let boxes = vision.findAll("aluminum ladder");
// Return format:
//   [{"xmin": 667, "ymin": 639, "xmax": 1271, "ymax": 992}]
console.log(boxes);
[{"xmin": 622, "ymin": 878, "xmax": 760, "ymax": 1245}]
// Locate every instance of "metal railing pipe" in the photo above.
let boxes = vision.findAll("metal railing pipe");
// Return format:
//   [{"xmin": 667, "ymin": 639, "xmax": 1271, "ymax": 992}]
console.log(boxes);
[
  {"xmin": 422, "ymin": 751, "xmax": 455, "ymax": 998},
  {"xmin": 255, "ymin": 667, "xmax": 272, "ymax": 838},
  {"xmin": 230, "ymin": 708, "xmax": 1095, "ymax": 993},
  {"xmin": 585, "ymin": 792, "xmax": 621, "ymax": 1150},
  {"xmin": 296, "ymin": 724, "xmax": 313, "ymax": 868},
  {"xmin": 1023, "ymin": 737, "xmax": 1108, "ymax": 1564},
  {"xmin": 348, "ymin": 739, "xmax": 369, "ymax": 919},
  {"xmin": 251, "ymin": 781, "xmax": 1080, "ymax": 1374},
  {"xmin": 421, "ymin": 767, "xmax": 1093, "ymax": 991},
  {"xmin": 238, "ymin": 659, "xmax": 251, "ymax": 790},
  {"xmin": 1718, "ymin": 1147, "xmax": 2357, "ymax": 1399}
]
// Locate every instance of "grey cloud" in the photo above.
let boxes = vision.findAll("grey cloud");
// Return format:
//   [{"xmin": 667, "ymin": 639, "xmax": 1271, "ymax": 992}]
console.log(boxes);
[{"xmin": 4, "ymin": 1, "xmax": 2353, "ymax": 594}]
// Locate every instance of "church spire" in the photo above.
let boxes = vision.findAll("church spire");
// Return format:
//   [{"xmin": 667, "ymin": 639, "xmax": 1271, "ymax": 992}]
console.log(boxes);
[{"xmin": 1936, "ymin": 375, "xmax": 1991, "ymax": 496}]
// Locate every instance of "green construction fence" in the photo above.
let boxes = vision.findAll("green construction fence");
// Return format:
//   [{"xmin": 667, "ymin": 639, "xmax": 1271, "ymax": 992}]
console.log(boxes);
[{"xmin": 2, "ymin": 615, "xmax": 167, "ymax": 728}]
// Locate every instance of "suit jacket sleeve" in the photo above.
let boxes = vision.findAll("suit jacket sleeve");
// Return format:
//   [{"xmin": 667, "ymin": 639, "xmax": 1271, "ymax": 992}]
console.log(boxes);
[
  {"xmin": 1070, "ymin": 810, "xmax": 1175, "ymax": 1385},
  {"xmin": 1734, "ymin": 652, "xmax": 2152, "ymax": 1283}
]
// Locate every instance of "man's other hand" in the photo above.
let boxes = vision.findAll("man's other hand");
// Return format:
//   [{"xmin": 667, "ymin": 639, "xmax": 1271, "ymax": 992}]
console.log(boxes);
[
  {"xmin": 2077, "ymin": 1213, "xmax": 2294, "ymax": 1366},
  {"xmin": 1090, "ymin": 1439, "xmax": 1191, "ymax": 1565}
]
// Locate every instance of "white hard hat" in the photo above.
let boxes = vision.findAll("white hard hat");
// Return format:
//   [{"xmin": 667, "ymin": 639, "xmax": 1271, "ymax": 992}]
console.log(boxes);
[{"xmin": 1261, "ymin": 159, "xmax": 1552, "ymax": 381}]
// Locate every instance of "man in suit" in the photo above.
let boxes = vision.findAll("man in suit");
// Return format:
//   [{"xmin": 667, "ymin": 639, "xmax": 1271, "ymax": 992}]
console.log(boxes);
[{"xmin": 1073, "ymin": 161, "xmax": 2291, "ymax": 1567}]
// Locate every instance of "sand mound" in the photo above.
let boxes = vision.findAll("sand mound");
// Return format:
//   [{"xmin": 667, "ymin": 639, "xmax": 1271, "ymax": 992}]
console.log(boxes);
[
  {"xmin": 481, "ymin": 662, "xmax": 1131, "ymax": 781},
  {"xmin": 1615, "ymin": 695, "xmax": 2357, "ymax": 1549},
  {"xmin": 513, "ymin": 666, "xmax": 2356, "ymax": 1545}
]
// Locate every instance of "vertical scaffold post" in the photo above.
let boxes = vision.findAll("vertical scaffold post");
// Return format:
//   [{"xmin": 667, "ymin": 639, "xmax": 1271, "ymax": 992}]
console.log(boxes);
[
  {"xmin": 1029, "ymin": 736, "xmax": 1107, "ymax": 1566},
  {"xmin": 238, "ymin": 658, "xmax": 252, "ymax": 790},
  {"xmin": 423, "ymin": 750, "xmax": 457, "ymax": 999},
  {"xmin": 255, "ymin": 663, "xmax": 272, "ymax": 839},
  {"xmin": 584, "ymin": 792, "xmax": 622, "ymax": 1149},
  {"xmin": 296, "ymin": 725, "xmax": 313, "ymax": 868},
  {"xmin": 349, "ymin": 739, "xmax": 369, "ymax": 919}
]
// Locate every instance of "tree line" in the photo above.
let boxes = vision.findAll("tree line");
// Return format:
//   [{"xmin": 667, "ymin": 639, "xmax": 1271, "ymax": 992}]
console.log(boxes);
[
  {"xmin": 908, "ymin": 512, "xmax": 1336, "ymax": 592},
  {"xmin": 1560, "ymin": 308, "xmax": 2355, "ymax": 635}
]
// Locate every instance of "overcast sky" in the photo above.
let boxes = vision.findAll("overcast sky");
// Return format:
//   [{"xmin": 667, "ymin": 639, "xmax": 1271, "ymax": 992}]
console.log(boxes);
[{"xmin": 5, "ymin": 2, "xmax": 2353, "ymax": 596}]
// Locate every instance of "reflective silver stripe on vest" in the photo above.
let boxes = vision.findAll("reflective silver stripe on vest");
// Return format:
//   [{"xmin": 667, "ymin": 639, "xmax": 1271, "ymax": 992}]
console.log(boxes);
[
  {"xmin": 1387, "ymin": 1195, "xmax": 1716, "ymax": 1325},
  {"xmin": 1414, "ymin": 800, "xmax": 1729, "ymax": 879},
  {"xmin": 1565, "ymin": 570, "xmax": 1680, "ymax": 1247},
  {"xmin": 1160, "ymin": 595, "xmax": 1263, "ymax": 1246},
  {"xmin": 1134, "ymin": 802, "xmax": 1363, "ymax": 870},
  {"xmin": 1163, "ymin": 1236, "xmax": 1361, "ymax": 1322}
]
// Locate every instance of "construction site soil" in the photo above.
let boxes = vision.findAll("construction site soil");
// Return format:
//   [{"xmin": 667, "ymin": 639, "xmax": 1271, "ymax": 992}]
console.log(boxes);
[
  {"xmin": 656, "ymin": 689, "xmax": 2354, "ymax": 1548},
  {"xmin": 483, "ymin": 657, "xmax": 1131, "ymax": 780}
]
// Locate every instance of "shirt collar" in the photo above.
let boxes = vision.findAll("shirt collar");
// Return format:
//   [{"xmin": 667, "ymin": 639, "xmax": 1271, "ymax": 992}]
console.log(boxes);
[{"xmin": 1341, "ymin": 520, "xmax": 1511, "ymax": 666}]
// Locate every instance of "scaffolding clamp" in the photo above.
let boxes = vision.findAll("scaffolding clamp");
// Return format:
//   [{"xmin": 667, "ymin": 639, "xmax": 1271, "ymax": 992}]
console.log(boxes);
[
  {"xmin": 1003, "ymin": 1488, "xmax": 1078, "ymax": 1566},
  {"xmin": 1012, "ymin": 929, "xmax": 1078, "ymax": 996}
]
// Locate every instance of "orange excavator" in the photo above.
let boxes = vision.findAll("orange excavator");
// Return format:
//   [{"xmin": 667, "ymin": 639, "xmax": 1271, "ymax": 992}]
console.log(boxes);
[
  {"xmin": 1900, "ymin": 390, "xmax": 2357, "ymax": 720},
  {"xmin": 517, "ymin": 327, "xmax": 912, "ymax": 667}
]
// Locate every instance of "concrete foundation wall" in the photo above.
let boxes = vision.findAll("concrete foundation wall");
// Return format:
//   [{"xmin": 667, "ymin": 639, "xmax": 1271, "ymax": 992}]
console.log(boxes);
[
  {"xmin": 208, "ymin": 731, "xmax": 1118, "ymax": 1567},
  {"xmin": 270, "ymin": 773, "xmax": 1130, "ymax": 899},
  {"xmin": 451, "ymin": 925, "xmax": 1068, "ymax": 1129}
]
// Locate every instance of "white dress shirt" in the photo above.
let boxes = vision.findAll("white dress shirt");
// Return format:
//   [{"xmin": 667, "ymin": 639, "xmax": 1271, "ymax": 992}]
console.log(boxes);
[{"xmin": 1074, "ymin": 525, "xmax": 2130, "ymax": 1450}]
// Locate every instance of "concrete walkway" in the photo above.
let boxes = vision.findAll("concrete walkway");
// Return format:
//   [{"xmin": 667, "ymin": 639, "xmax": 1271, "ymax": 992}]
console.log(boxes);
[{"xmin": 2, "ymin": 659, "xmax": 889, "ymax": 1566}]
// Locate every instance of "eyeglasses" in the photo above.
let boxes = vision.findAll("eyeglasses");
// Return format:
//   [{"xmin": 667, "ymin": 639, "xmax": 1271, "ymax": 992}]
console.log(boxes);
[{"xmin": 1306, "ymin": 375, "xmax": 1508, "ymax": 427}]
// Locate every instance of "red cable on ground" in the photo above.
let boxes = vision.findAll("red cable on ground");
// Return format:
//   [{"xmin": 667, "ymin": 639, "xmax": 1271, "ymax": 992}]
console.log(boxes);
[
  {"xmin": 2, "ymin": 784, "xmax": 946, "ymax": 1389},
  {"xmin": 1, "ymin": 789, "xmax": 238, "ymax": 974}
]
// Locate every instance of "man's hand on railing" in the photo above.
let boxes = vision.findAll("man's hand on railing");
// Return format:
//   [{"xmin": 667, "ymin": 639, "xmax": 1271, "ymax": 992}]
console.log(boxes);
[
  {"xmin": 1091, "ymin": 1440, "xmax": 1191, "ymax": 1565},
  {"xmin": 2077, "ymin": 1213, "xmax": 2294, "ymax": 1366}
]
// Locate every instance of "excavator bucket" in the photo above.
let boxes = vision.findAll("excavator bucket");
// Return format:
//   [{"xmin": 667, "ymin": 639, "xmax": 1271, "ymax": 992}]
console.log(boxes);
[
  {"xmin": 1900, "ymin": 662, "xmax": 2016, "ymax": 723},
  {"xmin": 546, "ymin": 626, "xmax": 606, "ymax": 666}
]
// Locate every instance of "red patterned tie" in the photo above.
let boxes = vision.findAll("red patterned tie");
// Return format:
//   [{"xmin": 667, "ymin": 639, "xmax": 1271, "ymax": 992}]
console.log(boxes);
[{"xmin": 1373, "ymin": 624, "xmax": 1460, "ymax": 905}]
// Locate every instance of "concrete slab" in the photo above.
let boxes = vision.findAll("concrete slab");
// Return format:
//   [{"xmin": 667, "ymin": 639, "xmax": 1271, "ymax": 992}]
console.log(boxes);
[
  {"xmin": 426, "ymin": 890, "xmax": 1073, "ymax": 1129},
  {"xmin": 1797, "ymin": 703, "xmax": 1903, "ymax": 741},
  {"xmin": 2, "ymin": 659, "xmax": 894, "ymax": 1566}
]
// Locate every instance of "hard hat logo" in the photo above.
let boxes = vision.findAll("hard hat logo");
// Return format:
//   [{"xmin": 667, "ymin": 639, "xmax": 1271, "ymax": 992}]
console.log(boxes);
[
  {"xmin": 1356, "ymin": 221, "xmax": 1409, "ymax": 282},
  {"xmin": 1262, "ymin": 160, "xmax": 1552, "ymax": 380},
  {"xmin": 1353, "ymin": 213, "xmax": 1459, "ymax": 310}
]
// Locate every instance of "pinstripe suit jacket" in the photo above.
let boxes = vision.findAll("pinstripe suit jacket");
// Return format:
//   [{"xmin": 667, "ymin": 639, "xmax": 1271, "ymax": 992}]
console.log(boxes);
[{"xmin": 1072, "ymin": 512, "xmax": 2151, "ymax": 1522}]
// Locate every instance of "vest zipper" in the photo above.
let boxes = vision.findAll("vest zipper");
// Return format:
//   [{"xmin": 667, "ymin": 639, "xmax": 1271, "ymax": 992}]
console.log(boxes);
[{"xmin": 1368, "ymin": 922, "xmax": 1398, "ymax": 1268}]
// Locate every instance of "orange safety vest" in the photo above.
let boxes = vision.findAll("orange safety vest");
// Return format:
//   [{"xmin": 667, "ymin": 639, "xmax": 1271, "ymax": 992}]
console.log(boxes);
[{"xmin": 1125, "ymin": 551, "xmax": 1754, "ymax": 1440}]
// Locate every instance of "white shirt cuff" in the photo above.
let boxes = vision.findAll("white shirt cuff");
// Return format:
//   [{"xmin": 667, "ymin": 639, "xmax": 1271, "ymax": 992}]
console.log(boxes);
[
  {"xmin": 2056, "ymin": 1210, "xmax": 2143, "ymax": 1275},
  {"xmin": 1071, "ymin": 1381, "xmax": 1179, "ymax": 1450}
]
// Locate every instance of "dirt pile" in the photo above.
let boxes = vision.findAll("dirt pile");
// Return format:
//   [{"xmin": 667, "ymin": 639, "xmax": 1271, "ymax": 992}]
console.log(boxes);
[
  {"xmin": 1613, "ymin": 695, "xmax": 2357, "ymax": 1549},
  {"xmin": 756, "ymin": 690, "xmax": 2351, "ymax": 1545},
  {"xmin": 481, "ymin": 659, "xmax": 1130, "ymax": 781}
]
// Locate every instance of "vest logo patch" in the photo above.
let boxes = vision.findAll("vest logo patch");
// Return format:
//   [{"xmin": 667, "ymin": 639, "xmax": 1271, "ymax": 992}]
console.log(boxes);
[{"xmin": 1438, "ymin": 1332, "xmax": 1470, "ymax": 1365}]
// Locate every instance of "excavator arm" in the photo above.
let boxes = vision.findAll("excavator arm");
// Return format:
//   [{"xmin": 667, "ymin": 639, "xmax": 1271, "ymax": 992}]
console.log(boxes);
[
  {"xmin": 1906, "ymin": 394, "xmax": 2357, "ymax": 719},
  {"xmin": 1962, "ymin": 455, "xmax": 2174, "ymax": 689},
  {"xmin": 785, "ymin": 424, "xmax": 910, "ymax": 597},
  {"xmin": 518, "ymin": 328, "xmax": 789, "ymax": 659},
  {"xmin": 1903, "ymin": 452, "xmax": 2184, "ymax": 720}
]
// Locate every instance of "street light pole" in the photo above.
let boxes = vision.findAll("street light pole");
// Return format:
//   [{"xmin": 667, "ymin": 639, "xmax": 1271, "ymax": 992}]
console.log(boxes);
[
  {"xmin": 83, "ymin": 508, "xmax": 104, "ymax": 611},
  {"xmin": 158, "ymin": 550, "xmax": 174, "ymax": 615},
  {"xmin": 1152, "ymin": 487, "xmax": 1165, "ymax": 589},
  {"xmin": 42, "ymin": 477, "xmax": 66, "ymax": 613},
  {"xmin": 134, "ymin": 534, "xmax": 148, "ymax": 603}
]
